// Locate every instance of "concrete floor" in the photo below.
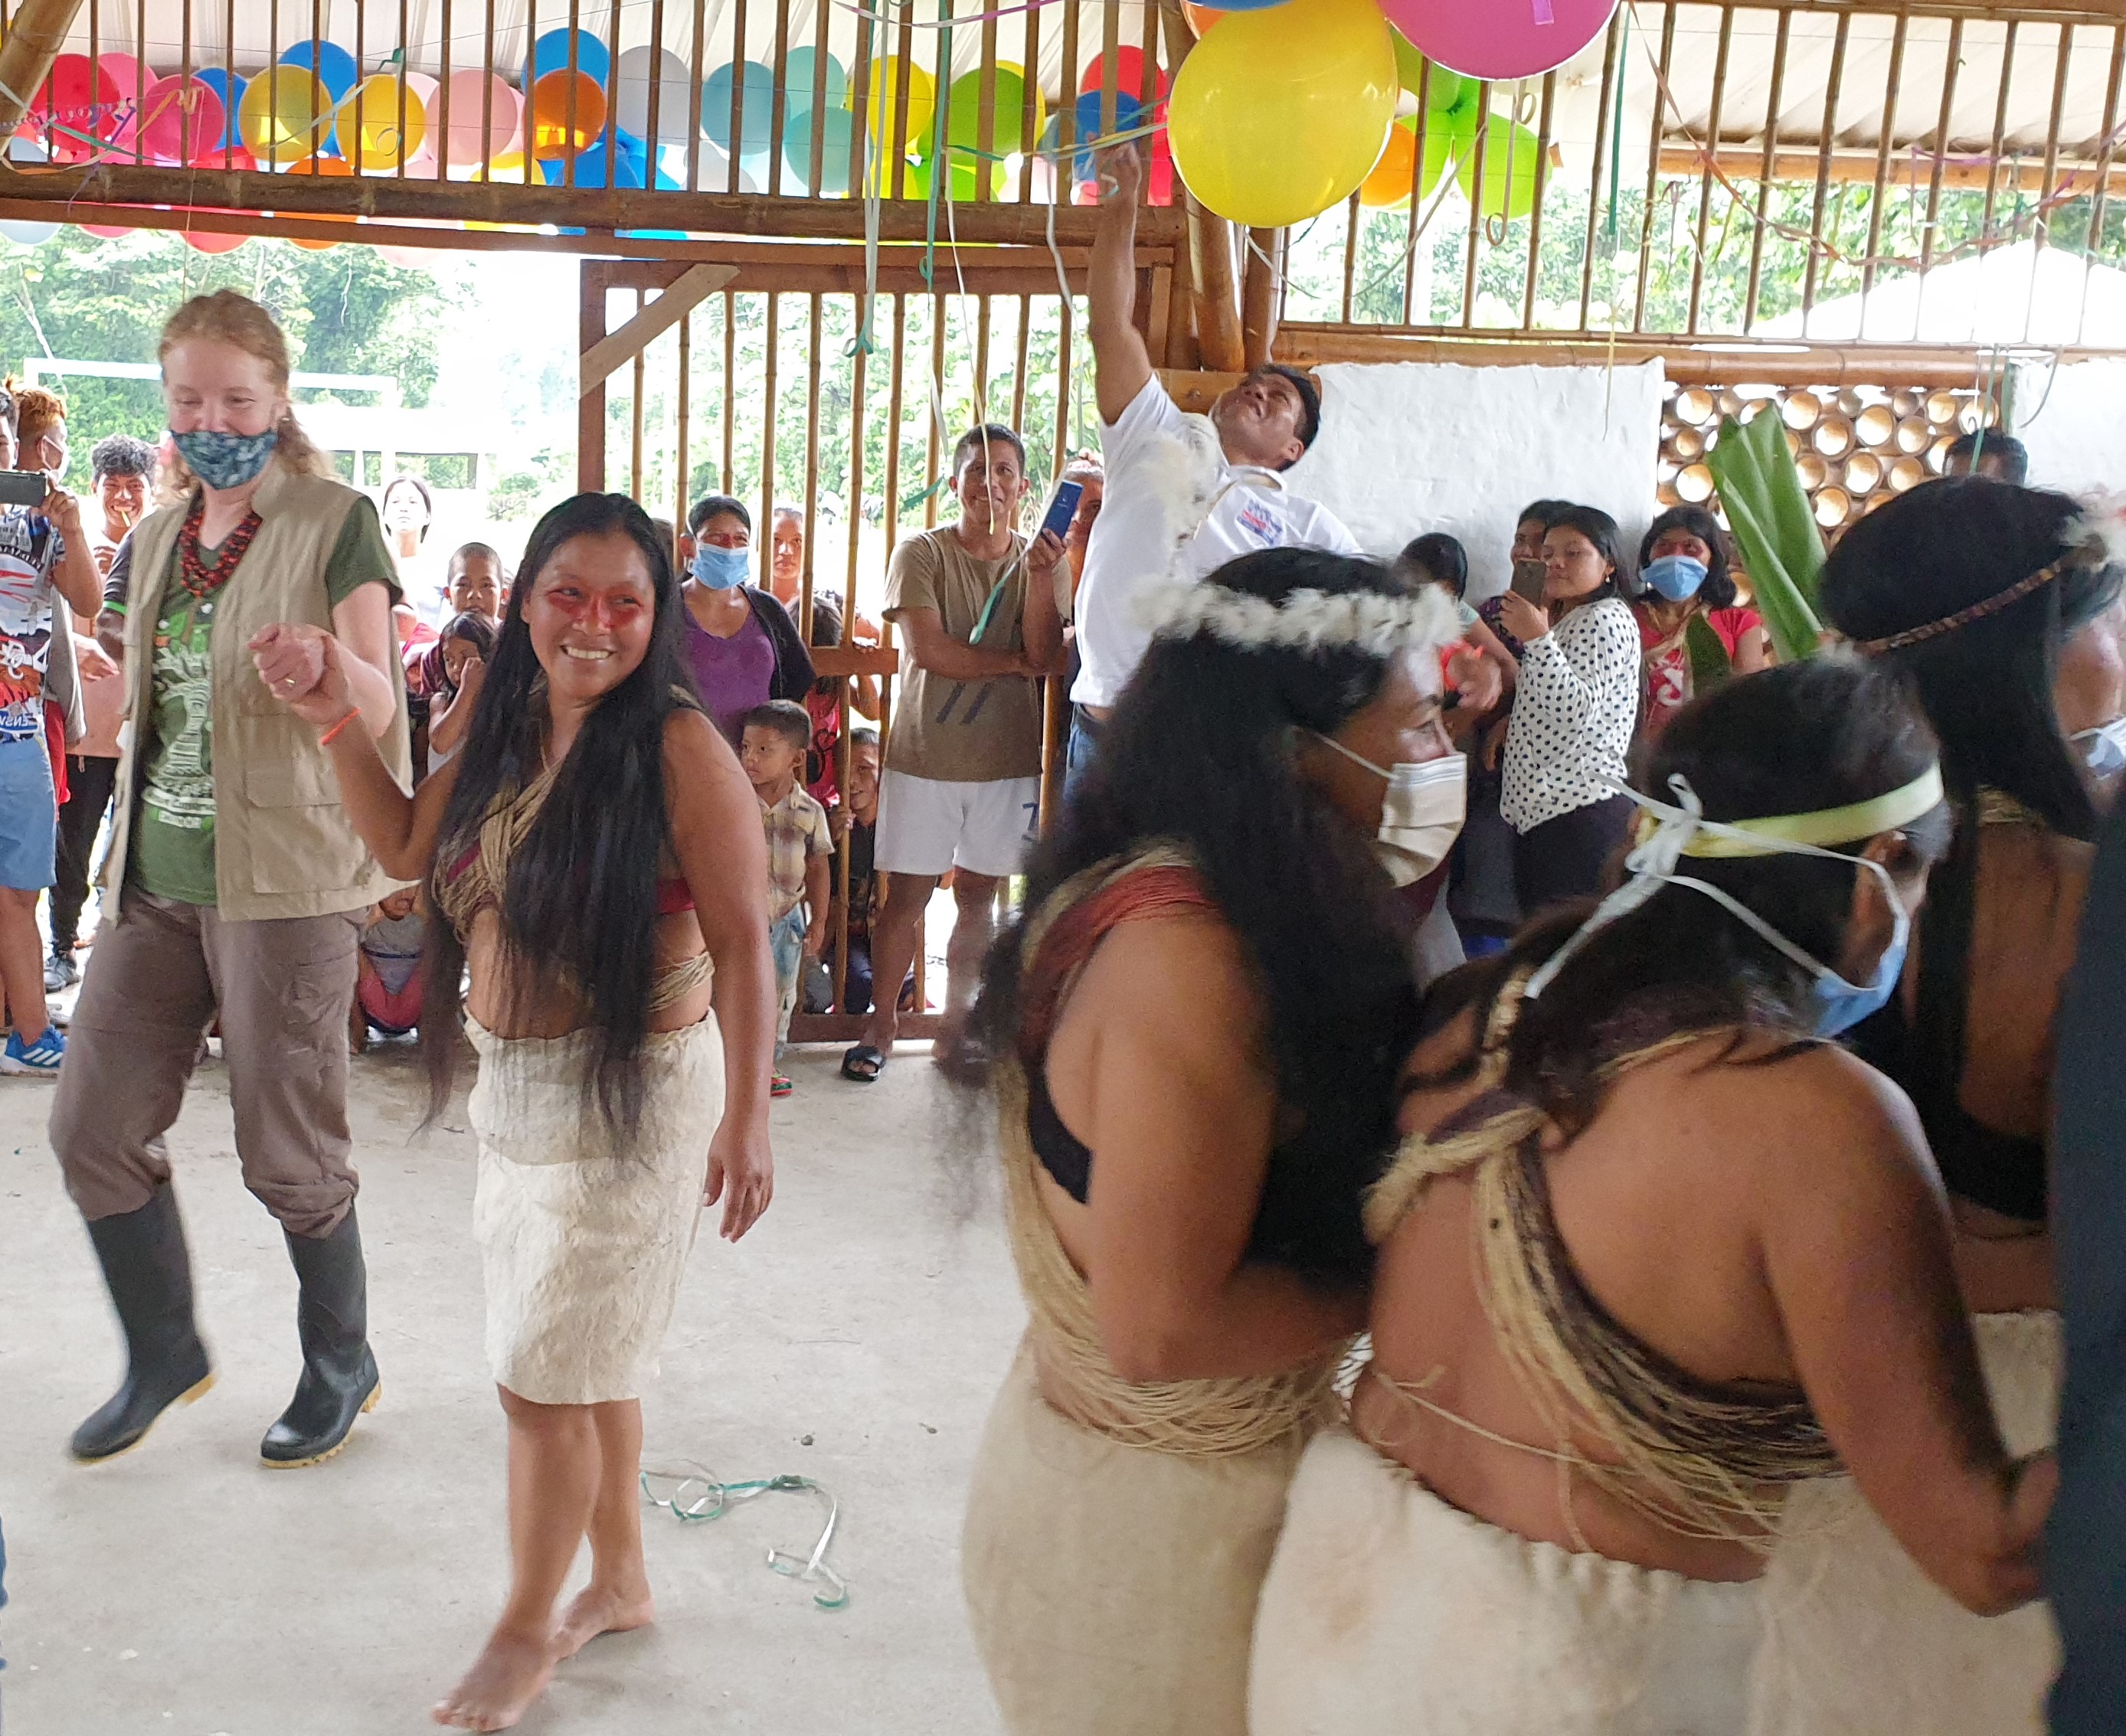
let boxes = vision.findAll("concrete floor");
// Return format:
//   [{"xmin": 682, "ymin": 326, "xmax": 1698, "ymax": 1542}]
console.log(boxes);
[{"xmin": 0, "ymin": 1034, "xmax": 1023, "ymax": 1735}]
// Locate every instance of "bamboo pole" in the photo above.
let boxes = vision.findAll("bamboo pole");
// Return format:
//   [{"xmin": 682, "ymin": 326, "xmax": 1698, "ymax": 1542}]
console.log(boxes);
[{"xmin": 0, "ymin": 0, "xmax": 90, "ymax": 132}]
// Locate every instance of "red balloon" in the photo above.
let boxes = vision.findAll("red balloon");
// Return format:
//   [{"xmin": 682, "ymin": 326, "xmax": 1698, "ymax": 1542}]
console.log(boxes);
[
  {"xmin": 1382, "ymin": 0, "xmax": 1619, "ymax": 80},
  {"xmin": 81, "ymin": 224, "xmax": 132, "ymax": 237},
  {"xmin": 182, "ymin": 227, "xmax": 249, "ymax": 254},
  {"xmin": 1076, "ymin": 47, "xmax": 1173, "ymax": 204}
]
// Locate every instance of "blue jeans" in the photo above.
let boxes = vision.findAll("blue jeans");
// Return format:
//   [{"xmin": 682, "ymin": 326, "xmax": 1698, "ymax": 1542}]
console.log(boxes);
[
  {"xmin": 1062, "ymin": 705, "xmax": 1102, "ymax": 803},
  {"xmin": 770, "ymin": 906, "xmax": 806, "ymax": 1058}
]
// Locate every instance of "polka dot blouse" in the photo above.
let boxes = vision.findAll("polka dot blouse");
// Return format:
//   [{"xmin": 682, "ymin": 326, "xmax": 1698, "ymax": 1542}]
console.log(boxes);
[{"xmin": 1500, "ymin": 595, "xmax": 1642, "ymax": 834}]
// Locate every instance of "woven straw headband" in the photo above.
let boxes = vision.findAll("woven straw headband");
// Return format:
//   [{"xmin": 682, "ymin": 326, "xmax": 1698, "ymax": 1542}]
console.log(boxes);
[{"xmin": 1850, "ymin": 557, "xmax": 2070, "ymax": 655}]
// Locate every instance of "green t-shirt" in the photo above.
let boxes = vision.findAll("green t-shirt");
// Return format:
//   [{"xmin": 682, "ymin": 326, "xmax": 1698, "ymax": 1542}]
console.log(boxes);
[{"xmin": 131, "ymin": 499, "xmax": 397, "ymax": 904}]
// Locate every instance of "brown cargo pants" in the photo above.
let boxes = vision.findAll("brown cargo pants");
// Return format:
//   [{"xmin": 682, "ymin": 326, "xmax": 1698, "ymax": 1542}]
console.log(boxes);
[{"xmin": 51, "ymin": 888, "xmax": 364, "ymax": 1238}]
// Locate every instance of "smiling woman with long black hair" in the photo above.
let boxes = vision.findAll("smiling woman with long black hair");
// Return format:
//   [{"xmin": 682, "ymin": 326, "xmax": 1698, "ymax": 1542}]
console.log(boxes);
[{"xmin": 259, "ymin": 491, "xmax": 777, "ymax": 1733}]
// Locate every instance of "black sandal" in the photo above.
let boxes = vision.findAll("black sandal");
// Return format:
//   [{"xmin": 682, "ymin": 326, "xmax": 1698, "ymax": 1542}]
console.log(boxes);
[{"xmin": 841, "ymin": 1044, "xmax": 888, "ymax": 1083}]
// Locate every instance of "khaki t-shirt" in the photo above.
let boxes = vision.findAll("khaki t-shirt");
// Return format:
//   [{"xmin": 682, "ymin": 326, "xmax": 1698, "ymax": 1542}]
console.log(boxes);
[{"xmin": 881, "ymin": 528, "xmax": 1043, "ymax": 784}]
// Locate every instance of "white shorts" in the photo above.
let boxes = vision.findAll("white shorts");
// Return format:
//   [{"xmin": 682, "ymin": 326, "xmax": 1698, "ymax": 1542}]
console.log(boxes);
[{"xmin": 875, "ymin": 769, "xmax": 1040, "ymax": 879}]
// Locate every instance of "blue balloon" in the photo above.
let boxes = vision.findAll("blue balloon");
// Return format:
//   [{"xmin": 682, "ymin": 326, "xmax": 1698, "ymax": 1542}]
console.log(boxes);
[
  {"xmin": 527, "ymin": 27, "xmax": 612, "ymax": 88},
  {"xmin": 277, "ymin": 40, "xmax": 357, "ymax": 103},
  {"xmin": 781, "ymin": 47, "xmax": 848, "ymax": 110},
  {"xmin": 1070, "ymin": 90, "xmax": 1142, "ymax": 181},
  {"xmin": 551, "ymin": 128, "xmax": 646, "ymax": 189},
  {"xmin": 191, "ymin": 67, "xmax": 247, "ymax": 150},
  {"xmin": 702, "ymin": 61, "xmax": 775, "ymax": 159},
  {"xmin": 782, "ymin": 100, "xmax": 862, "ymax": 197}
]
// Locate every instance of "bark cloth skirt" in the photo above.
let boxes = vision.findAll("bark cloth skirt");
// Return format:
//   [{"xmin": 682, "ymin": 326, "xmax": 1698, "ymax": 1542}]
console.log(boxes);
[
  {"xmin": 465, "ymin": 1011, "xmax": 724, "ymax": 1406},
  {"xmin": 1248, "ymin": 1310, "xmax": 2060, "ymax": 1736}
]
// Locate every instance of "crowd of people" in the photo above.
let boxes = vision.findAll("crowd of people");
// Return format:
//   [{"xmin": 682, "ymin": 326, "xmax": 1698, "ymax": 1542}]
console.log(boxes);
[{"xmin": 7, "ymin": 126, "xmax": 2126, "ymax": 1736}]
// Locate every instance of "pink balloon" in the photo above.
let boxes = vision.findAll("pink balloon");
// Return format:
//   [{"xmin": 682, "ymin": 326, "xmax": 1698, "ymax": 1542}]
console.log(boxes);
[
  {"xmin": 138, "ymin": 75, "xmax": 227, "ymax": 165},
  {"xmin": 1382, "ymin": 0, "xmax": 1620, "ymax": 81}
]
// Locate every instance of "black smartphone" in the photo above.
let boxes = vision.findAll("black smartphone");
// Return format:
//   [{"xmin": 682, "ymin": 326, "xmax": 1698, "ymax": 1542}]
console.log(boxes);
[
  {"xmin": 1509, "ymin": 557, "xmax": 1549, "ymax": 603},
  {"xmin": 1038, "ymin": 478, "xmax": 1084, "ymax": 542},
  {"xmin": 0, "ymin": 470, "xmax": 47, "ymax": 508}
]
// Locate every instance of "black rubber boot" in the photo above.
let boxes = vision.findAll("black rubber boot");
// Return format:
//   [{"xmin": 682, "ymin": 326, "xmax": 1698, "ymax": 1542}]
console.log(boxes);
[
  {"xmin": 260, "ymin": 1205, "xmax": 381, "ymax": 1469},
  {"xmin": 70, "ymin": 1184, "xmax": 215, "ymax": 1463}
]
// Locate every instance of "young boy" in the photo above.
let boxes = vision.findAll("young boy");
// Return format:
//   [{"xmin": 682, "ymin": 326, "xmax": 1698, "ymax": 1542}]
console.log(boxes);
[
  {"xmin": 350, "ymin": 884, "xmax": 427, "ymax": 1054},
  {"xmin": 739, "ymin": 700, "xmax": 833, "ymax": 1097}
]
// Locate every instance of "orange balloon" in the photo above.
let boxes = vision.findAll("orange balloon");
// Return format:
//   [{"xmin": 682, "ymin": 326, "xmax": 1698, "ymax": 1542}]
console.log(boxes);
[
  {"xmin": 1359, "ymin": 123, "xmax": 1415, "ymax": 207},
  {"xmin": 528, "ymin": 69, "xmax": 606, "ymax": 159},
  {"xmin": 1182, "ymin": 2, "xmax": 1226, "ymax": 34}
]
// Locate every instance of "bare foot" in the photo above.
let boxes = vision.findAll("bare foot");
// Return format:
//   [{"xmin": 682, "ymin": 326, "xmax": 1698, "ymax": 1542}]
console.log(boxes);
[
  {"xmin": 432, "ymin": 1628, "xmax": 553, "ymax": 1731},
  {"xmin": 551, "ymin": 1581, "xmax": 656, "ymax": 1661}
]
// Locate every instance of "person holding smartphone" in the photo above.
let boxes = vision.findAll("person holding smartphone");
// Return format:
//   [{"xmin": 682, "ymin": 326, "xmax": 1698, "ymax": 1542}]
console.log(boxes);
[{"xmin": 0, "ymin": 384, "xmax": 106, "ymax": 1073}]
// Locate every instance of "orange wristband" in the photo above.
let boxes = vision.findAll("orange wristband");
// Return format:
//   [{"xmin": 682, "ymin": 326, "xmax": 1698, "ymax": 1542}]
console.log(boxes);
[{"xmin": 319, "ymin": 709, "xmax": 361, "ymax": 747}]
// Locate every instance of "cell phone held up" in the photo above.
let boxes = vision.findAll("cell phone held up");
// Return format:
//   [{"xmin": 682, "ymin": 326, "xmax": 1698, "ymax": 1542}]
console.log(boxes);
[
  {"xmin": 1509, "ymin": 557, "xmax": 1549, "ymax": 603},
  {"xmin": 0, "ymin": 470, "xmax": 47, "ymax": 508},
  {"xmin": 1038, "ymin": 479, "xmax": 1084, "ymax": 544}
]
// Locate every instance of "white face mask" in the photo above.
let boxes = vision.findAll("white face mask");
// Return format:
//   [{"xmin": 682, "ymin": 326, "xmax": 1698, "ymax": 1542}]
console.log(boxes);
[
  {"xmin": 2074, "ymin": 717, "xmax": 2126, "ymax": 779},
  {"xmin": 1312, "ymin": 734, "xmax": 1467, "ymax": 887}
]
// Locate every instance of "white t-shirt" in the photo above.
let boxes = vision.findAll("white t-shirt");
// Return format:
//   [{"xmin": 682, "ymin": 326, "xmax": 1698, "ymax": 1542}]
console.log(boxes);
[{"xmin": 1070, "ymin": 376, "xmax": 1361, "ymax": 709}]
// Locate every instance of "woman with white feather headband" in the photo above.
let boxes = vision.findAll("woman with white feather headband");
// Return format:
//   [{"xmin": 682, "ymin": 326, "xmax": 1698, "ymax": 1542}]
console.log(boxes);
[{"xmin": 942, "ymin": 548, "xmax": 1467, "ymax": 1734}]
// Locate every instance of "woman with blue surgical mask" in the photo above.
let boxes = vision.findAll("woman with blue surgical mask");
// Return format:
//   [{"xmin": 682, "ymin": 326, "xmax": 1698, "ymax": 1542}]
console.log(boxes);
[
  {"xmin": 676, "ymin": 494, "xmax": 814, "ymax": 744},
  {"xmin": 1633, "ymin": 505, "xmax": 1771, "ymax": 737},
  {"xmin": 1249, "ymin": 656, "xmax": 2059, "ymax": 1736}
]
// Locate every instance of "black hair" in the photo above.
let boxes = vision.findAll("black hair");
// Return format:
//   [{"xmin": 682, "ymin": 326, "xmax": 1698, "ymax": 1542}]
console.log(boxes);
[
  {"xmin": 849, "ymin": 724, "xmax": 881, "ymax": 749},
  {"xmin": 742, "ymin": 698, "xmax": 812, "ymax": 755},
  {"xmin": 440, "ymin": 610, "xmax": 497, "ymax": 659},
  {"xmin": 1544, "ymin": 502, "xmax": 1637, "ymax": 603},
  {"xmin": 1257, "ymin": 364, "xmax": 1323, "ymax": 456},
  {"xmin": 1516, "ymin": 498, "xmax": 1572, "ymax": 533},
  {"xmin": 1420, "ymin": 655, "xmax": 1950, "ymax": 1137},
  {"xmin": 1944, "ymin": 430, "xmax": 2031, "ymax": 486},
  {"xmin": 1821, "ymin": 478, "xmax": 2118, "ymax": 842},
  {"xmin": 1397, "ymin": 531, "xmax": 1470, "ymax": 601},
  {"xmin": 1819, "ymin": 478, "xmax": 2121, "ymax": 1187},
  {"xmin": 953, "ymin": 547, "xmax": 1430, "ymax": 1283},
  {"xmin": 383, "ymin": 473, "xmax": 433, "ymax": 541},
  {"xmin": 1639, "ymin": 505, "xmax": 1738, "ymax": 610},
  {"xmin": 90, "ymin": 433, "xmax": 157, "ymax": 480},
  {"xmin": 423, "ymin": 492, "xmax": 698, "ymax": 1136},
  {"xmin": 447, "ymin": 540, "xmax": 505, "ymax": 580},
  {"xmin": 952, "ymin": 423, "xmax": 1028, "ymax": 474},
  {"xmin": 688, "ymin": 493, "xmax": 751, "ymax": 536}
]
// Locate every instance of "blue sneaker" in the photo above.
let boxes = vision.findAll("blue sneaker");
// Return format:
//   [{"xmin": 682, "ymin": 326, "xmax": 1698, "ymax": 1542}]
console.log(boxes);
[{"xmin": 2, "ymin": 1025, "xmax": 65, "ymax": 1075}]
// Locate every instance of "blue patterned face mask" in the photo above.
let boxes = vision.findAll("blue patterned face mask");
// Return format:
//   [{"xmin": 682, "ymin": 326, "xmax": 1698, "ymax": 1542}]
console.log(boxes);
[{"xmin": 172, "ymin": 427, "xmax": 278, "ymax": 489}]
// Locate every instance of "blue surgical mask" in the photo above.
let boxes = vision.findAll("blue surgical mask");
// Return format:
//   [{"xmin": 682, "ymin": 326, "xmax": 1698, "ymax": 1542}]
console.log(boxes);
[
  {"xmin": 1810, "ymin": 918, "xmax": 1908, "ymax": 1037},
  {"xmin": 1523, "ymin": 768, "xmax": 1938, "ymax": 1041},
  {"xmin": 692, "ymin": 544, "xmax": 749, "ymax": 590},
  {"xmin": 172, "ymin": 426, "xmax": 277, "ymax": 490},
  {"xmin": 1642, "ymin": 554, "xmax": 1709, "ymax": 602}
]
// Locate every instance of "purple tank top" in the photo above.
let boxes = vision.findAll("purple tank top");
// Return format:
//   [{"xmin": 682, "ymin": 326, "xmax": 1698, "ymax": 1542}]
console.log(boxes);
[{"xmin": 684, "ymin": 602, "xmax": 777, "ymax": 743}]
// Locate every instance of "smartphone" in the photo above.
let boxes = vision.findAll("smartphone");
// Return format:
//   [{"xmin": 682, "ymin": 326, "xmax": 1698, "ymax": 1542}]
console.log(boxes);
[
  {"xmin": 1038, "ymin": 478, "xmax": 1084, "ymax": 543},
  {"xmin": 0, "ymin": 470, "xmax": 47, "ymax": 508},
  {"xmin": 1509, "ymin": 557, "xmax": 1549, "ymax": 603}
]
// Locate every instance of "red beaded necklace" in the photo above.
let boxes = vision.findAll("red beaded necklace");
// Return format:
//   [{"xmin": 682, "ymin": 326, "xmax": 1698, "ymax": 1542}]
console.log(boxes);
[{"xmin": 175, "ymin": 492, "xmax": 263, "ymax": 603}]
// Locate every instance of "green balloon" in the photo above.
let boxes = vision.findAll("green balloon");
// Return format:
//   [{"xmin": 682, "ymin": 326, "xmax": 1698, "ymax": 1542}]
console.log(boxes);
[
  {"xmin": 1456, "ymin": 115, "xmax": 1541, "ymax": 223},
  {"xmin": 1386, "ymin": 104, "xmax": 1477, "ymax": 208},
  {"xmin": 1388, "ymin": 26, "xmax": 1470, "ymax": 116}
]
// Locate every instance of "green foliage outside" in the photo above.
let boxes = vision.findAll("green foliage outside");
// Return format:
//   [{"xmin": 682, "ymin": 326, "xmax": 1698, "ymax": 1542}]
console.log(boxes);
[
  {"xmin": 1288, "ymin": 172, "xmax": 2126, "ymax": 333},
  {"xmin": 0, "ymin": 228, "xmax": 454, "ymax": 488}
]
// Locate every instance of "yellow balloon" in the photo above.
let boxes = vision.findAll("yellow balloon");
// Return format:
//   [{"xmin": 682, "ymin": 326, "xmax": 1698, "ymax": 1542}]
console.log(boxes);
[
  {"xmin": 849, "ymin": 55, "xmax": 935, "ymax": 158},
  {"xmin": 238, "ymin": 66, "xmax": 333, "ymax": 169},
  {"xmin": 1168, "ymin": 0, "xmax": 1396, "ymax": 229},
  {"xmin": 335, "ymin": 73, "xmax": 429, "ymax": 172}
]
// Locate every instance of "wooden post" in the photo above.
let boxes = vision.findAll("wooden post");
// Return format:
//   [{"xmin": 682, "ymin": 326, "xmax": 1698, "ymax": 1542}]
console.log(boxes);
[
  {"xmin": 0, "ymin": 0, "xmax": 90, "ymax": 132},
  {"xmin": 1241, "ymin": 227, "xmax": 1280, "ymax": 371}
]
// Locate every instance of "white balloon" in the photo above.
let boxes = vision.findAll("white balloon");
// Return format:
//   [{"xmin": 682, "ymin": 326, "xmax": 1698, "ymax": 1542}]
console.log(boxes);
[
  {"xmin": 0, "ymin": 220, "xmax": 59, "ymax": 245},
  {"xmin": 613, "ymin": 45, "xmax": 694, "ymax": 152}
]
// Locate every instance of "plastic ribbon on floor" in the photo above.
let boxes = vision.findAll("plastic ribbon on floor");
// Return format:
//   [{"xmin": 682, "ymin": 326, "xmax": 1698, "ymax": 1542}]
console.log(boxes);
[{"xmin": 640, "ymin": 1460, "xmax": 852, "ymax": 1610}]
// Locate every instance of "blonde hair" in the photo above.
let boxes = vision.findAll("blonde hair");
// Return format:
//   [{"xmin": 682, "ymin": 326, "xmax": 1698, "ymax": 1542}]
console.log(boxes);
[
  {"xmin": 5, "ymin": 381, "xmax": 66, "ymax": 452},
  {"xmin": 157, "ymin": 289, "xmax": 335, "ymax": 491}
]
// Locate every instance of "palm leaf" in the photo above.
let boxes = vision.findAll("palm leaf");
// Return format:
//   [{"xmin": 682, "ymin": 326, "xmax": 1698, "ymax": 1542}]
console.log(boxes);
[{"xmin": 1706, "ymin": 411, "xmax": 1826, "ymax": 662}]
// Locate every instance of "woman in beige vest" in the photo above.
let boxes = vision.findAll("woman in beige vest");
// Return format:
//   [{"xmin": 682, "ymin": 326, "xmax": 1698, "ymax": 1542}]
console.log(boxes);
[
  {"xmin": 51, "ymin": 289, "xmax": 409, "ymax": 1473},
  {"xmin": 948, "ymin": 548, "xmax": 1467, "ymax": 1734},
  {"xmin": 273, "ymin": 490, "xmax": 775, "ymax": 1731}
]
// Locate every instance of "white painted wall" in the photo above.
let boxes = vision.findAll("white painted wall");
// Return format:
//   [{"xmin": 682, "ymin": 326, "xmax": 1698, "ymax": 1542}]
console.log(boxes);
[{"xmin": 1281, "ymin": 358, "xmax": 1667, "ymax": 599}]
